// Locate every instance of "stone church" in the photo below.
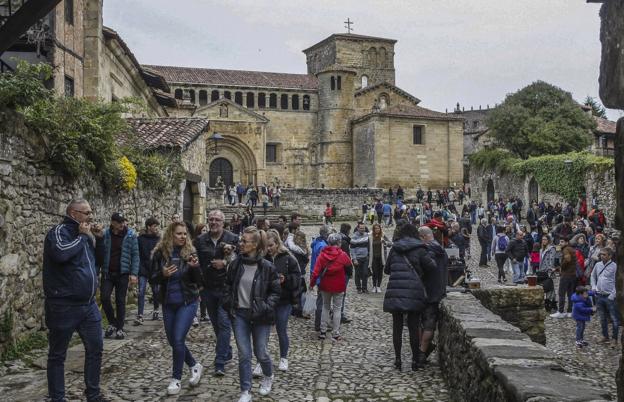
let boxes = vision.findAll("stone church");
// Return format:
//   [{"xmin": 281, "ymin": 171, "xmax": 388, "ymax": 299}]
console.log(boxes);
[{"xmin": 146, "ymin": 33, "xmax": 464, "ymax": 189}]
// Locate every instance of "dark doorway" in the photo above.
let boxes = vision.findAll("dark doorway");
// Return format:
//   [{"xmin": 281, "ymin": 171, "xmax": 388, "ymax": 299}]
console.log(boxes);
[
  {"xmin": 486, "ymin": 179, "xmax": 495, "ymax": 202},
  {"xmin": 183, "ymin": 181, "xmax": 194, "ymax": 224},
  {"xmin": 209, "ymin": 158, "xmax": 233, "ymax": 187},
  {"xmin": 528, "ymin": 177, "xmax": 538, "ymax": 204}
]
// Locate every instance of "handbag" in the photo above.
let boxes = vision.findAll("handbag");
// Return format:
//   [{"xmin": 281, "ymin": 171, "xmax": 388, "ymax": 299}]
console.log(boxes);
[{"xmin": 302, "ymin": 290, "xmax": 317, "ymax": 317}]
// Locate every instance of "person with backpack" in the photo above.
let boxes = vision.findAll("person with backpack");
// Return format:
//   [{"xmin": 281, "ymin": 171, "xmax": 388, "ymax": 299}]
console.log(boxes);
[
  {"xmin": 383, "ymin": 223, "xmax": 437, "ymax": 371},
  {"xmin": 551, "ymin": 237, "xmax": 577, "ymax": 318},
  {"xmin": 492, "ymin": 226, "xmax": 509, "ymax": 283},
  {"xmin": 505, "ymin": 230, "xmax": 528, "ymax": 284}
]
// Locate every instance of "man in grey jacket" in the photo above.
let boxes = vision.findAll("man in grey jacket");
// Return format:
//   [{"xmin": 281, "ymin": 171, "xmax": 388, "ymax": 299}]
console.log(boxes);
[
  {"xmin": 350, "ymin": 222, "xmax": 370, "ymax": 293},
  {"xmin": 591, "ymin": 247, "xmax": 620, "ymax": 346}
]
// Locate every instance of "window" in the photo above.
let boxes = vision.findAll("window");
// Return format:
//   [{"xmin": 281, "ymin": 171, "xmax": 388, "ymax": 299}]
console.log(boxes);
[
  {"xmin": 258, "ymin": 93, "xmax": 266, "ymax": 108},
  {"xmin": 337, "ymin": 76, "xmax": 341, "ymax": 90},
  {"xmin": 292, "ymin": 94, "xmax": 299, "ymax": 110},
  {"xmin": 303, "ymin": 95, "xmax": 310, "ymax": 110},
  {"xmin": 189, "ymin": 89, "xmax": 195, "ymax": 104},
  {"xmin": 64, "ymin": 75, "xmax": 74, "ymax": 97},
  {"xmin": 472, "ymin": 120, "xmax": 479, "ymax": 129},
  {"xmin": 266, "ymin": 144, "xmax": 277, "ymax": 163},
  {"xmin": 246, "ymin": 92, "xmax": 254, "ymax": 108},
  {"xmin": 330, "ymin": 76, "xmax": 335, "ymax": 90},
  {"xmin": 361, "ymin": 75, "xmax": 368, "ymax": 88},
  {"xmin": 413, "ymin": 126, "xmax": 424, "ymax": 145},
  {"xmin": 199, "ymin": 90, "xmax": 208, "ymax": 106},
  {"xmin": 211, "ymin": 90, "xmax": 219, "ymax": 102},
  {"xmin": 65, "ymin": 0, "xmax": 74, "ymax": 25},
  {"xmin": 280, "ymin": 94, "xmax": 288, "ymax": 109},
  {"xmin": 234, "ymin": 91, "xmax": 243, "ymax": 105},
  {"xmin": 269, "ymin": 93, "xmax": 277, "ymax": 108},
  {"xmin": 224, "ymin": 91, "xmax": 231, "ymax": 100},
  {"xmin": 174, "ymin": 88, "xmax": 183, "ymax": 100}
]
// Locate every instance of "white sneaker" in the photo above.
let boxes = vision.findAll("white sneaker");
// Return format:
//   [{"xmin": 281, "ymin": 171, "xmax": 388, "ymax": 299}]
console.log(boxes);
[
  {"xmin": 259, "ymin": 374, "xmax": 274, "ymax": 396},
  {"xmin": 192, "ymin": 316, "xmax": 199, "ymax": 327},
  {"xmin": 566, "ymin": 313, "xmax": 573, "ymax": 318},
  {"xmin": 238, "ymin": 390, "xmax": 252, "ymax": 402},
  {"xmin": 550, "ymin": 312, "xmax": 565, "ymax": 319},
  {"xmin": 167, "ymin": 378, "xmax": 181, "ymax": 395},
  {"xmin": 252, "ymin": 363, "xmax": 262, "ymax": 378},
  {"xmin": 189, "ymin": 363, "xmax": 203, "ymax": 386},
  {"xmin": 278, "ymin": 358, "xmax": 288, "ymax": 371}
]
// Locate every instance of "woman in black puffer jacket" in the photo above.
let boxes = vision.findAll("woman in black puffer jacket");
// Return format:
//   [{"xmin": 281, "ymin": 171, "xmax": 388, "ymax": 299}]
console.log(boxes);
[{"xmin": 383, "ymin": 223, "xmax": 437, "ymax": 371}]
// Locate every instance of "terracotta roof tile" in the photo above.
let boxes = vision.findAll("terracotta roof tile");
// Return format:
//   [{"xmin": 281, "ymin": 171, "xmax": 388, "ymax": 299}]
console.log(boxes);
[
  {"xmin": 126, "ymin": 117, "xmax": 209, "ymax": 149},
  {"xmin": 594, "ymin": 116, "xmax": 616, "ymax": 134},
  {"xmin": 379, "ymin": 104, "xmax": 464, "ymax": 121},
  {"xmin": 142, "ymin": 65, "xmax": 318, "ymax": 90}
]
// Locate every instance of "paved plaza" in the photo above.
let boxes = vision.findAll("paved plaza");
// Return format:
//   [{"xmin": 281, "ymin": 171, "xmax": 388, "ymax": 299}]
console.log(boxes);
[{"xmin": 0, "ymin": 222, "xmax": 619, "ymax": 401}]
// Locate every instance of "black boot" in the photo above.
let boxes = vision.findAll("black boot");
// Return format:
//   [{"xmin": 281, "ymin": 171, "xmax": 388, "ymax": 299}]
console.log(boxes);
[
  {"xmin": 394, "ymin": 358, "xmax": 402, "ymax": 370},
  {"xmin": 412, "ymin": 351, "xmax": 426, "ymax": 371}
]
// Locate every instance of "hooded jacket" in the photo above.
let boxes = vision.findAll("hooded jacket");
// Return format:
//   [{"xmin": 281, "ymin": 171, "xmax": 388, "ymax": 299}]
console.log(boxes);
[
  {"xmin": 383, "ymin": 237, "xmax": 437, "ymax": 313},
  {"xmin": 43, "ymin": 216, "xmax": 98, "ymax": 305},
  {"xmin": 98, "ymin": 227, "xmax": 139, "ymax": 277},
  {"xmin": 310, "ymin": 245, "xmax": 353, "ymax": 293},
  {"xmin": 138, "ymin": 233, "xmax": 160, "ymax": 278},
  {"xmin": 425, "ymin": 240, "xmax": 448, "ymax": 303},
  {"xmin": 267, "ymin": 251, "xmax": 301, "ymax": 305},
  {"xmin": 222, "ymin": 254, "xmax": 281, "ymax": 324},
  {"xmin": 571, "ymin": 292, "xmax": 594, "ymax": 321}
]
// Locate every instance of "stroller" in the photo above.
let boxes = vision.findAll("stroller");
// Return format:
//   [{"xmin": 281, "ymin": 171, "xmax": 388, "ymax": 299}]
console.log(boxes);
[{"xmin": 537, "ymin": 268, "xmax": 557, "ymax": 312}]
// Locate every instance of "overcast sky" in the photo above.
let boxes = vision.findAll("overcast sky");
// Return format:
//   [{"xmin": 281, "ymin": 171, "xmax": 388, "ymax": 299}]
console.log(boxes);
[{"xmin": 103, "ymin": 0, "xmax": 621, "ymax": 120}]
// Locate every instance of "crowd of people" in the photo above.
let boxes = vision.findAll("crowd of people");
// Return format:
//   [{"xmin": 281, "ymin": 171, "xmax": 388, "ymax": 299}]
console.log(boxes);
[{"xmin": 42, "ymin": 191, "xmax": 620, "ymax": 401}]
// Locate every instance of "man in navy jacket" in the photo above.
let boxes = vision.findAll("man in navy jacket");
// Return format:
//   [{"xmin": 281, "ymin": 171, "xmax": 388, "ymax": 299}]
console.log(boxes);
[{"xmin": 43, "ymin": 199, "xmax": 106, "ymax": 402}]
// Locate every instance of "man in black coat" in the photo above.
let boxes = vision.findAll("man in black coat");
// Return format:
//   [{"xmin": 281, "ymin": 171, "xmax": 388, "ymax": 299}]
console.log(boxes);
[
  {"xmin": 477, "ymin": 218, "xmax": 492, "ymax": 267},
  {"xmin": 136, "ymin": 217, "xmax": 161, "ymax": 324},
  {"xmin": 506, "ymin": 230, "xmax": 528, "ymax": 284}
]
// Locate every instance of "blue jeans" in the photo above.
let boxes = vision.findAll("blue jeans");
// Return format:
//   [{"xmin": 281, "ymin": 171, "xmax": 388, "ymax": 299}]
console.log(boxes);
[
  {"xmin": 596, "ymin": 295, "xmax": 621, "ymax": 340},
  {"xmin": 512, "ymin": 260, "xmax": 525, "ymax": 283},
  {"xmin": 163, "ymin": 302, "xmax": 198, "ymax": 380},
  {"xmin": 575, "ymin": 320, "xmax": 586, "ymax": 342},
  {"xmin": 470, "ymin": 211, "xmax": 476, "ymax": 225},
  {"xmin": 232, "ymin": 309, "xmax": 273, "ymax": 392},
  {"xmin": 137, "ymin": 276, "xmax": 159, "ymax": 317},
  {"xmin": 200, "ymin": 288, "xmax": 232, "ymax": 370},
  {"xmin": 275, "ymin": 303, "xmax": 292, "ymax": 358},
  {"xmin": 45, "ymin": 301, "xmax": 103, "ymax": 402}
]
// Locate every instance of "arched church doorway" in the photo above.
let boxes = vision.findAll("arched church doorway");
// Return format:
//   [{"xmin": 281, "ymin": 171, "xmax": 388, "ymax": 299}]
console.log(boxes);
[
  {"xmin": 209, "ymin": 158, "xmax": 233, "ymax": 187},
  {"xmin": 486, "ymin": 179, "xmax": 495, "ymax": 202},
  {"xmin": 528, "ymin": 177, "xmax": 539, "ymax": 204}
]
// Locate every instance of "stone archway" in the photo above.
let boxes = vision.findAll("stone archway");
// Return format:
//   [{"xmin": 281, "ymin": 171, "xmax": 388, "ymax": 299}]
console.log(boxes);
[
  {"xmin": 528, "ymin": 177, "xmax": 539, "ymax": 204},
  {"xmin": 209, "ymin": 158, "xmax": 233, "ymax": 187},
  {"xmin": 206, "ymin": 136, "xmax": 260, "ymax": 187},
  {"xmin": 486, "ymin": 179, "xmax": 495, "ymax": 202}
]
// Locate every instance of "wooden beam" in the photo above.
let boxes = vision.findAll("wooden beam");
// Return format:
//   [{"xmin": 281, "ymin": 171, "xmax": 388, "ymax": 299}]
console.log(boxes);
[{"xmin": 0, "ymin": 0, "xmax": 62, "ymax": 55}]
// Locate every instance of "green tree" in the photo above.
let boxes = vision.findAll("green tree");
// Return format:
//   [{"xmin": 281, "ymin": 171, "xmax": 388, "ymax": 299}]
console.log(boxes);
[
  {"xmin": 584, "ymin": 95, "xmax": 607, "ymax": 118},
  {"xmin": 486, "ymin": 81, "xmax": 594, "ymax": 159}
]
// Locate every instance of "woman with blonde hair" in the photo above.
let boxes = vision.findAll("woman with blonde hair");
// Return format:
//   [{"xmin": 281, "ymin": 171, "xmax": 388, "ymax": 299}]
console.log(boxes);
[
  {"xmin": 369, "ymin": 223, "xmax": 390, "ymax": 293},
  {"xmin": 151, "ymin": 222, "xmax": 203, "ymax": 395},
  {"xmin": 223, "ymin": 226, "xmax": 281, "ymax": 402}
]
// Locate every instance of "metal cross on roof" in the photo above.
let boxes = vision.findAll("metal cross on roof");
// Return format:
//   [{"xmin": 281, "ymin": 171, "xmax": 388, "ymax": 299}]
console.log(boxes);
[{"xmin": 344, "ymin": 18, "xmax": 354, "ymax": 34}]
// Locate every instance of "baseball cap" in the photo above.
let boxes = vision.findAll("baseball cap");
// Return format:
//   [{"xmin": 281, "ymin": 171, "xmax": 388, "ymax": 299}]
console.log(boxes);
[{"xmin": 111, "ymin": 212, "xmax": 127, "ymax": 223}]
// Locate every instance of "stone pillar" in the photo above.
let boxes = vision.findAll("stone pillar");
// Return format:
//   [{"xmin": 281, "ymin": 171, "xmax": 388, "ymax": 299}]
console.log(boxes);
[
  {"xmin": 83, "ymin": 0, "xmax": 104, "ymax": 101},
  {"xmin": 242, "ymin": 93, "xmax": 247, "ymax": 108}
]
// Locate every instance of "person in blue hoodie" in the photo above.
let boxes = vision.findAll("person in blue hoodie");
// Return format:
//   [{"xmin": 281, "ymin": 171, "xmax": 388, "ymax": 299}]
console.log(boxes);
[
  {"xmin": 97, "ymin": 212, "xmax": 139, "ymax": 340},
  {"xmin": 43, "ymin": 199, "xmax": 107, "ymax": 402},
  {"xmin": 572, "ymin": 285, "xmax": 596, "ymax": 348},
  {"xmin": 310, "ymin": 225, "xmax": 329, "ymax": 331}
]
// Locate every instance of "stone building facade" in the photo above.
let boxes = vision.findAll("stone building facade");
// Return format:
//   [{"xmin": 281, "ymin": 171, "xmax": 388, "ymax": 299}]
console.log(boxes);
[{"xmin": 146, "ymin": 33, "xmax": 464, "ymax": 189}]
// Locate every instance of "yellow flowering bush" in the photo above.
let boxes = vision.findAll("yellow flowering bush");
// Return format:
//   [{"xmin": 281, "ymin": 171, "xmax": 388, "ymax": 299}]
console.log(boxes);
[{"xmin": 118, "ymin": 156, "xmax": 137, "ymax": 191}]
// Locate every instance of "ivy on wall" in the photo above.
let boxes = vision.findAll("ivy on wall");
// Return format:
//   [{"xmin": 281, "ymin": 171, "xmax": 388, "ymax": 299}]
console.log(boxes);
[
  {"xmin": 470, "ymin": 149, "xmax": 614, "ymax": 201},
  {"xmin": 0, "ymin": 62, "xmax": 182, "ymax": 192}
]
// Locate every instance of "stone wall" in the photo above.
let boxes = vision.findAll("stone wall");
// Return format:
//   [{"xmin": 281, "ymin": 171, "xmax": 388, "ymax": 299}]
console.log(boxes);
[
  {"xmin": 204, "ymin": 187, "xmax": 384, "ymax": 221},
  {"xmin": 472, "ymin": 286, "xmax": 546, "ymax": 344},
  {"xmin": 470, "ymin": 167, "xmax": 617, "ymax": 228},
  {"xmin": 0, "ymin": 110, "xmax": 181, "ymax": 353},
  {"xmin": 438, "ymin": 292, "xmax": 611, "ymax": 402}
]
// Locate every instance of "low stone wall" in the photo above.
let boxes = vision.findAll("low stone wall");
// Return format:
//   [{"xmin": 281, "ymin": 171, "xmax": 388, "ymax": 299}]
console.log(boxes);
[
  {"xmin": 205, "ymin": 187, "xmax": 384, "ymax": 220},
  {"xmin": 472, "ymin": 286, "xmax": 546, "ymax": 344},
  {"xmin": 0, "ymin": 110, "xmax": 181, "ymax": 354},
  {"xmin": 438, "ymin": 292, "xmax": 611, "ymax": 402}
]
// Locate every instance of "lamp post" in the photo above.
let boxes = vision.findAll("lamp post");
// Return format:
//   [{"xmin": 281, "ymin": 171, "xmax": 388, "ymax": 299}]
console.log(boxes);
[{"xmin": 209, "ymin": 133, "xmax": 223, "ymax": 156}]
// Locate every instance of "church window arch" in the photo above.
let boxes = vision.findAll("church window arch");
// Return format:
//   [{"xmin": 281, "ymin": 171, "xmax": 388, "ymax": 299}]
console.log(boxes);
[
  {"xmin": 337, "ymin": 76, "xmax": 342, "ymax": 90},
  {"xmin": 292, "ymin": 94, "xmax": 299, "ymax": 110},
  {"xmin": 379, "ymin": 93, "xmax": 389, "ymax": 109},
  {"xmin": 258, "ymin": 93, "xmax": 266, "ymax": 108},
  {"xmin": 224, "ymin": 91, "xmax": 231, "ymax": 100},
  {"xmin": 361, "ymin": 75, "xmax": 368, "ymax": 88},
  {"xmin": 234, "ymin": 91, "xmax": 243, "ymax": 105},
  {"xmin": 368, "ymin": 47, "xmax": 377, "ymax": 66},
  {"xmin": 303, "ymin": 95, "xmax": 310, "ymax": 110},
  {"xmin": 269, "ymin": 93, "xmax": 277, "ymax": 108},
  {"xmin": 280, "ymin": 94, "xmax": 288, "ymax": 109},
  {"xmin": 379, "ymin": 47, "xmax": 387, "ymax": 67},
  {"xmin": 199, "ymin": 90, "xmax": 208, "ymax": 106},
  {"xmin": 246, "ymin": 92, "xmax": 255, "ymax": 108},
  {"xmin": 211, "ymin": 90, "xmax": 219, "ymax": 101},
  {"xmin": 330, "ymin": 76, "xmax": 335, "ymax": 90},
  {"xmin": 174, "ymin": 88, "xmax": 183, "ymax": 99}
]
